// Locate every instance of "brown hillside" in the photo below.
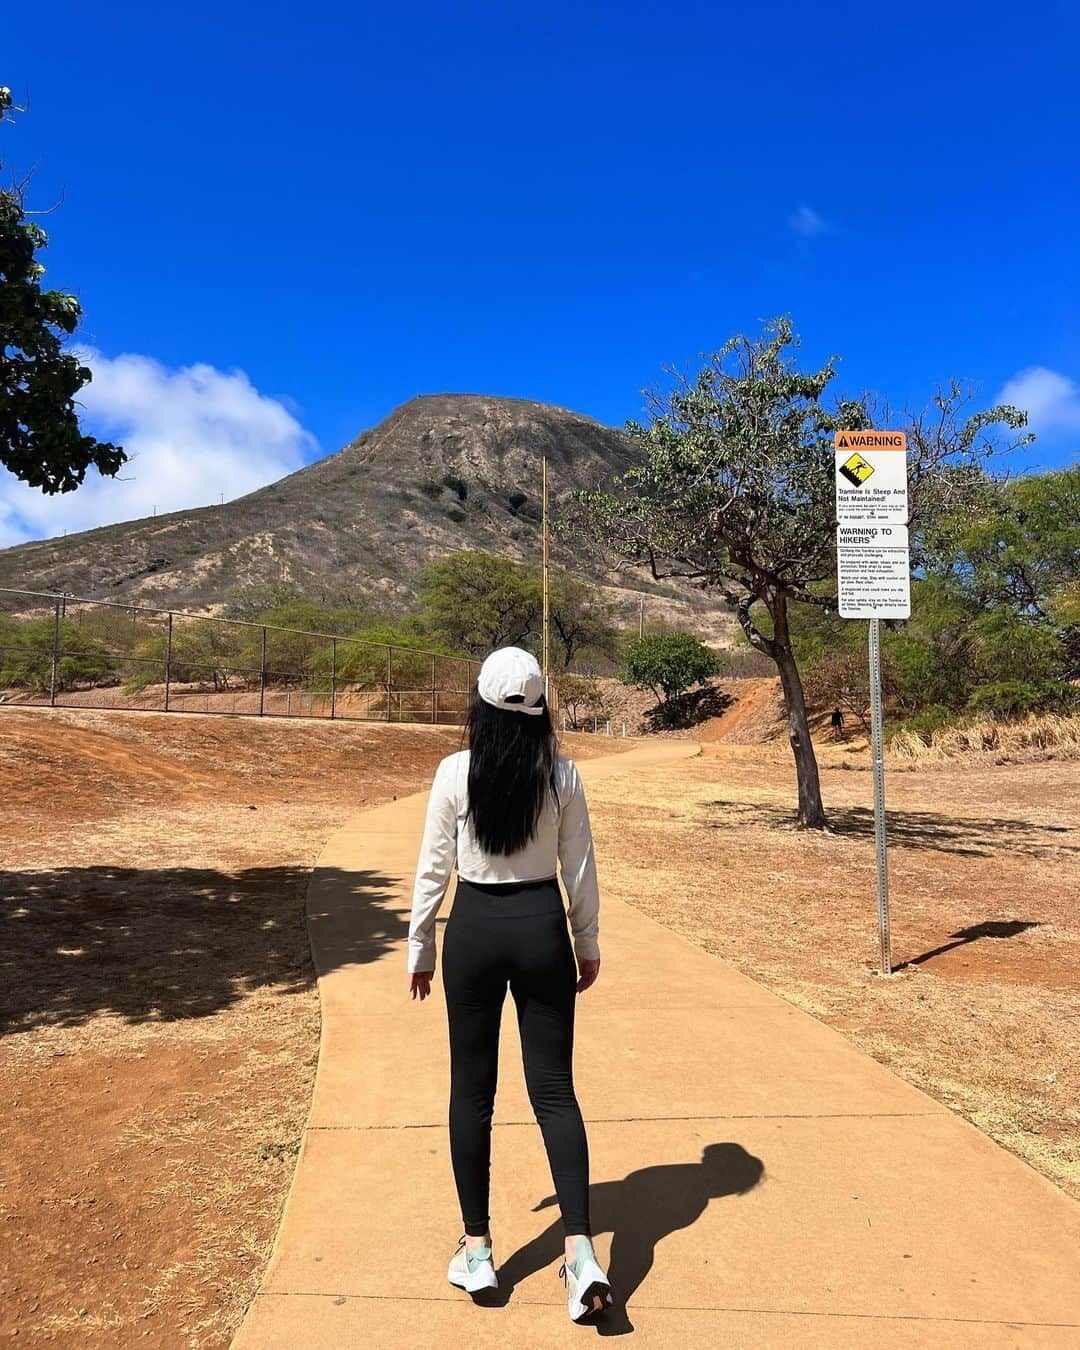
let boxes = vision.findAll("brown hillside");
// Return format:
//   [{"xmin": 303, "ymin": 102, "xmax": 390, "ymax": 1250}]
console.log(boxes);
[{"xmin": 0, "ymin": 394, "xmax": 738, "ymax": 643}]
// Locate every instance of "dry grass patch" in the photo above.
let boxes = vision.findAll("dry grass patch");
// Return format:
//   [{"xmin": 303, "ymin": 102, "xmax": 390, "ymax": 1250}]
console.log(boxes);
[{"xmin": 587, "ymin": 741, "xmax": 1079, "ymax": 1198}]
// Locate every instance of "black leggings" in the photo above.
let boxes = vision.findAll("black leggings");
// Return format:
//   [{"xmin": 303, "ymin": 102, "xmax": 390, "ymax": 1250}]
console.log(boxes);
[{"xmin": 441, "ymin": 875, "xmax": 591, "ymax": 1238}]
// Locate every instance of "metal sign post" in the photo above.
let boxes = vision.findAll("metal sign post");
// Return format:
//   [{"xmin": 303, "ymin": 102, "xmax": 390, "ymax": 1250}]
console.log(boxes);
[
  {"xmin": 868, "ymin": 617, "xmax": 892, "ymax": 974},
  {"xmin": 834, "ymin": 430, "xmax": 910, "ymax": 976}
]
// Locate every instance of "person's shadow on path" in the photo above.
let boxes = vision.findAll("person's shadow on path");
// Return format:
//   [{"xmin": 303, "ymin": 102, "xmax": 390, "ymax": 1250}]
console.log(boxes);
[{"xmin": 485, "ymin": 1142, "xmax": 765, "ymax": 1335}]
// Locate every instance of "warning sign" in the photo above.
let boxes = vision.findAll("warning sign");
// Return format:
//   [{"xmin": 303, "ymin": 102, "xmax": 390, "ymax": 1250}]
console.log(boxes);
[
  {"xmin": 837, "ymin": 524, "xmax": 911, "ymax": 618},
  {"xmin": 834, "ymin": 431, "xmax": 907, "ymax": 450},
  {"xmin": 835, "ymin": 430, "xmax": 908, "ymax": 525},
  {"xmin": 839, "ymin": 451, "xmax": 875, "ymax": 486}
]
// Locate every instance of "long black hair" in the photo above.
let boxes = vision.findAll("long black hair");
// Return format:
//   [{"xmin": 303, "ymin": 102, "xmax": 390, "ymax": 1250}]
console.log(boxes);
[{"xmin": 463, "ymin": 685, "xmax": 561, "ymax": 855}]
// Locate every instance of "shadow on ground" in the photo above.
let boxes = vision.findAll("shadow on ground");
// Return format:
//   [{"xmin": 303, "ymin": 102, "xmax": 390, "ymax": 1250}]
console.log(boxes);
[
  {"xmin": 702, "ymin": 799, "xmax": 1076, "ymax": 859},
  {"xmin": 898, "ymin": 920, "xmax": 1041, "ymax": 970},
  {"xmin": 1, "ymin": 864, "xmax": 404, "ymax": 1035},
  {"xmin": 643, "ymin": 687, "xmax": 735, "ymax": 732},
  {"xmin": 482, "ymin": 1142, "xmax": 765, "ymax": 1335}
]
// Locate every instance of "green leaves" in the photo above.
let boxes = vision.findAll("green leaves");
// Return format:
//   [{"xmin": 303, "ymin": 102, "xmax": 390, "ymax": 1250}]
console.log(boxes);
[
  {"xmin": 622, "ymin": 632, "xmax": 722, "ymax": 704},
  {"xmin": 1, "ymin": 89, "xmax": 126, "ymax": 492}
]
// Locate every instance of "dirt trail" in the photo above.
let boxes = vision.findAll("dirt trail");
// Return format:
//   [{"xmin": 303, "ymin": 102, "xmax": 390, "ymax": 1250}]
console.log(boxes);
[{"xmin": 696, "ymin": 676, "xmax": 784, "ymax": 744}]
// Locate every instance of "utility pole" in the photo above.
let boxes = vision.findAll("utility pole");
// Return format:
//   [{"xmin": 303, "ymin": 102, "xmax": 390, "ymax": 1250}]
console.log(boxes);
[{"xmin": 542, "ymin": 456, "xmax": 550, "ymax": 697}]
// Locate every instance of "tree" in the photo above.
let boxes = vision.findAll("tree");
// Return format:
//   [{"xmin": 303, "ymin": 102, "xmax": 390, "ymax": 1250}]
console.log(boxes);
[
  {"xmin": 554, "ymin": 672, "xmax": 614, "ymax": 729},
  {"xmin": 568, "ymin": 317, "xmax": 1030, "ymax": 827},
  {"xmin": 415, "ymin": 550, "xmax": 619, "ymax": 668},
  {"xmin": 549, "ymin": 569, "xmax": 621, "ymax": 669},
  {"xmin": 623, "ymin": 632, "xmax": 721, "ymax": 704},
  {"xmin": 417, "ymin": 551, "xmax": 541, "ymax": 656},
  {"xmin": 0, "ymin": 88, "xmax": 125, "ymax": 492},
  {"xmin": 0, "ymin": 615, "xmax": 113, "ymax": 692}
]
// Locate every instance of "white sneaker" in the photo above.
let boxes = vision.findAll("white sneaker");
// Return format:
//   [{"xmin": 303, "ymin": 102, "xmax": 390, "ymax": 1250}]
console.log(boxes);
[
  {"xmin": 559, "ymin": 1236, "xmax": 613, "ymax": 1322},
  {"xmin": 447, "ymin": 1233, "xmax": 498, "ymax": 1293}
]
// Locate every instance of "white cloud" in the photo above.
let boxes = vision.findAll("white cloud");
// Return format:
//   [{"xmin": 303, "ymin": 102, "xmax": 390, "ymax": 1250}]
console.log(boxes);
[
  {"xmin": 787, "ymin": 204, "xmax": 831, "ymax": 238},
  {"xmin": 996, "ymin": 366, "xmax": 1080, "ymax": 435},
  {"xmin": 0, "ymin": 349, "xmax": 317, "ymax": 549}
]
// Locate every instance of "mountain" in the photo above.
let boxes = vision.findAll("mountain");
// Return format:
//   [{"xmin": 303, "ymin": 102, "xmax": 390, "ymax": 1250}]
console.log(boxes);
[{"xmin": 0, "ymin": 393, "xmax": 735, "ymax": 640}]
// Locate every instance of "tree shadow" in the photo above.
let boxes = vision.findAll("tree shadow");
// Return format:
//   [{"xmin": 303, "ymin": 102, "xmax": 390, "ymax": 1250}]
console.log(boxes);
[
  {"xmin": 701, "ymin": 799, "xmax": 1076, "ymax": 859},
  {"xmin": 482, "ymin": 1142, "xmax": 764, "ymax": 1334},
  {"xmin": 1, "ymin": 864, "xmax": 403, "ymax": 1036},
  {"xmin": 643, "ymin": 686, "xmax": 734, "ymax": 732},
  {"xmin": 897, "ymin": 920, "xmax": 1040, "ymax": 971}
]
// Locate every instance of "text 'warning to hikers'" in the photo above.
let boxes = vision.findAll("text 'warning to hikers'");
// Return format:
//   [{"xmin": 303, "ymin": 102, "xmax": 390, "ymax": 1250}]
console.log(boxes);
[
  {"xmin": 834, "ymin": 430, "xmax": 908, "ymax": 525},
  {"xmin": 836, "ymin": 524, "xmax": 912, "ymax": 618}
]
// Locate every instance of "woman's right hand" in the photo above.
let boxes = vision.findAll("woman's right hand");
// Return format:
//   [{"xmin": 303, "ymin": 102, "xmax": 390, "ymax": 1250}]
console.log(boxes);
[
  {"xmin": 410, "ymin": 971, "xmax": 434, "ymax": 1001},
  {"xmin": 576, "ymin": 957, "xmax": 600, "ymax": 994}
]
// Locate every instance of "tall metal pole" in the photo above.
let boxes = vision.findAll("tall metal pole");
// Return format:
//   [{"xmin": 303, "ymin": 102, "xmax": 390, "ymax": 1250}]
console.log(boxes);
[
  {"xmin": 639, "ymin": 594, "xmax": 644, "ymax": 639},
  {"xmin": 49, "ymin": 596, "xmax": 61, "ymax": 706},
  {"xmin": 386, "ymin": 647, "xmax": 393, "ymax": 722},
  {"xmin": 259, "ymin": 627, "xmax": 267, "ymax": 716},
  {"xmin": 330, "ymin": 638, "xmax": 337, "ymax": 721},
  {"xmin": 431, "ymin": 654, "xmax": 437, "ymax": 724},
  {"xmin": 869, "ymin": 618, "xmax": 892, "ymax": 974},
  {"xmin": 542, "ymin": 456, "xmax": 550, "ymax": 699},
  {"xmin": 164, "ymin": 612, "xmax": 174, "ymax": 712}
]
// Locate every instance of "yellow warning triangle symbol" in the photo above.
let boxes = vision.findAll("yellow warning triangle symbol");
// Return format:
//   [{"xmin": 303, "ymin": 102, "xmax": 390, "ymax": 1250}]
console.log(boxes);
[{"xmin": 838, "ymin": 433, "xmax": 849, "ymax": 448}]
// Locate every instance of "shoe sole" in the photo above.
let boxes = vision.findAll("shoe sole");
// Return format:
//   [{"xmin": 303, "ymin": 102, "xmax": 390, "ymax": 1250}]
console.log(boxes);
[
  {"xmin": 568, "ymin": 1256, "xmax": 613, "ymax": 1321},
  {"xmin": 448, "ymin": 1261, "xmax": 499, "ymax": 1293}
]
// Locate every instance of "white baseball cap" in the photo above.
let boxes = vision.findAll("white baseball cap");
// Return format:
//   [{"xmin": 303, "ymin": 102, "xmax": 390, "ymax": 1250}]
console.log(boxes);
[{"xmin": 477, "ymin": 646, "xmax": 545, "ymax": 715}]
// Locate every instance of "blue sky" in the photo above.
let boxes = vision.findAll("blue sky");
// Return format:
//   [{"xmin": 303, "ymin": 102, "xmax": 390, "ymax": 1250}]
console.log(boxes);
[{"xmin": 3, "ymin": 0, "xmax": 1079, "ymax": 542}]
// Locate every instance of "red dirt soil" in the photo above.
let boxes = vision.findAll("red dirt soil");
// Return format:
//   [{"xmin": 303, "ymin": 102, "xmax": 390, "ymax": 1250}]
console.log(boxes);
[{"xmin": 0, "ymin": 707, "xmax": 630, "ymax": 1348}]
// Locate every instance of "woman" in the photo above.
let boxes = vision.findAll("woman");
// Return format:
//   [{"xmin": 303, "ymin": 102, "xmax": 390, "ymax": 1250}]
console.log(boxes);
[{"xmin": 406, "ymin": 645, "xmax": 614, "ymax": 1323}]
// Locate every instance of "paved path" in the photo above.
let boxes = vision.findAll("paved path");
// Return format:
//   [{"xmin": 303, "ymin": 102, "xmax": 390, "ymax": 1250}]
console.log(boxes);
[{"xmin": 233, "ymin": 739, "xmax": 1080, "ymax": 1348}]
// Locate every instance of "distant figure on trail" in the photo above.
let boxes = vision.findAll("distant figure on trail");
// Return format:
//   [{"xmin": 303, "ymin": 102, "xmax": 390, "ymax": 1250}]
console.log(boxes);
[
  {"xmin": 830, "ymin": 707, "xmax": 844, "ymax": 740},
  {"xmin": 406, "ymin": 646, "xmax": 613, "ymax": 1324}
]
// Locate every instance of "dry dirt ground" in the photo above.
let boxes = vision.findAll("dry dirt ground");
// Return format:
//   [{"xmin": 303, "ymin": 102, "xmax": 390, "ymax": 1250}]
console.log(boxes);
[
  {"xmin": 586, "ymin": 716, "xmax": 1079, "ymax": 1201},
  {"xmin": 0, "ymin": 708, "xmax": 626, "ymax": 1348},
  {"xmin": 3, "ymin": 700, "xmax": 1077, "ymax": 1346}
]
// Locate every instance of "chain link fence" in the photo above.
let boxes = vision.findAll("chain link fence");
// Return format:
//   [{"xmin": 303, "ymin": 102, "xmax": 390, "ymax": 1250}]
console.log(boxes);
[{"xmin": 0, "ymin": 588, "xmax": 480, "ymax": 725}]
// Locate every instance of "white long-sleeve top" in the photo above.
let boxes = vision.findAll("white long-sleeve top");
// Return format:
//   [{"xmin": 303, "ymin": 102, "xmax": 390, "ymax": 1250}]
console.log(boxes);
[{"xmin": 406, "ymin": 749, "xmax": 600, "ymax": 974}]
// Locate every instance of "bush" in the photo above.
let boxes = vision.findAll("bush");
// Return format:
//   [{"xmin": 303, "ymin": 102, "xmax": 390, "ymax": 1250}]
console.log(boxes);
[
  {"xmin": 555, "ymin": 673, "xmax": 611, "ymax": 729},
  {"xmin": 0, "ymin": 617, "xmax": 114, "ymax": 693},
  {"xmin": 966, "ymin": 680, "xmax": 1064, "ymax": 717},
  {"xmin": 885, "ymin": 704, "xmax": 955, "ymax": 744},
  {"xmin": 622, "ymin": 632, "xmax": 722, "ymax": 704}
]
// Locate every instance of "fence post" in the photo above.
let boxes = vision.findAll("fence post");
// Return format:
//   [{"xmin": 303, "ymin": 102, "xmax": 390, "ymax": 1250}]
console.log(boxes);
[
  {"xmin": 386, "ymin": 647, "xmax": 393, "ymax": 722},
  {"xmin": 49, "ymin": 596, "xmax": 61, "ymax": 706},
  {"xmin": 259, "ymin": 627, "xmax": 267, "ymax": 716},
  {"xmin": 431, "ymin": 654, "xmax": 437, "ymax": 724},
  {"xmin": 331, "ymin": 638, "xmax": 337, "ymax": 720},
  {"xmin": 164, "ymin": 612, "xmax": 174, "ymax": 712}
]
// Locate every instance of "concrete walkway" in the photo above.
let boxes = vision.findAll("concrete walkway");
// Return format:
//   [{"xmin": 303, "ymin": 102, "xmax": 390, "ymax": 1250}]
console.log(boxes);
[{"xmin": 232, "ymin": 740, "xmax": 1080, "ymax": 1348}]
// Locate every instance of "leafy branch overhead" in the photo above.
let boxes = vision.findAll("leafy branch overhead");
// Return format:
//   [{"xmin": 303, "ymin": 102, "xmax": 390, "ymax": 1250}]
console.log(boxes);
[{"xmin": 0, "ymin": 85, "xmax": 125, "ymax": 493}]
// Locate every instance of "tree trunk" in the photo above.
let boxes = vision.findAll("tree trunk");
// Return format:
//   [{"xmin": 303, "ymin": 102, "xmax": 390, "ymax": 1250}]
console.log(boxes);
[{"xmin": 770, "ymin": 592, "xmax": 827, "ymax": 829}]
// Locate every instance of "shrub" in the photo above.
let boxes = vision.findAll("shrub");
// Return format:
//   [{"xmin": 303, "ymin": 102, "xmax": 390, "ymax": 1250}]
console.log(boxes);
[{"xmin": 622, "ymin": 632, "xmax": 721, "ymax": 704}]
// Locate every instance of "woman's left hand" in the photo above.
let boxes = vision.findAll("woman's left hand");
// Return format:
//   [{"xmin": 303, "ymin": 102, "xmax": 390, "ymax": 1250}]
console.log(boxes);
[
  {"xmin": 576, "ymin": 957, "xmax": 600, "ymax": 994},
  {"xmin": 410, "ymin": 971, "xmax": 434, "ymax": 1001}
]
